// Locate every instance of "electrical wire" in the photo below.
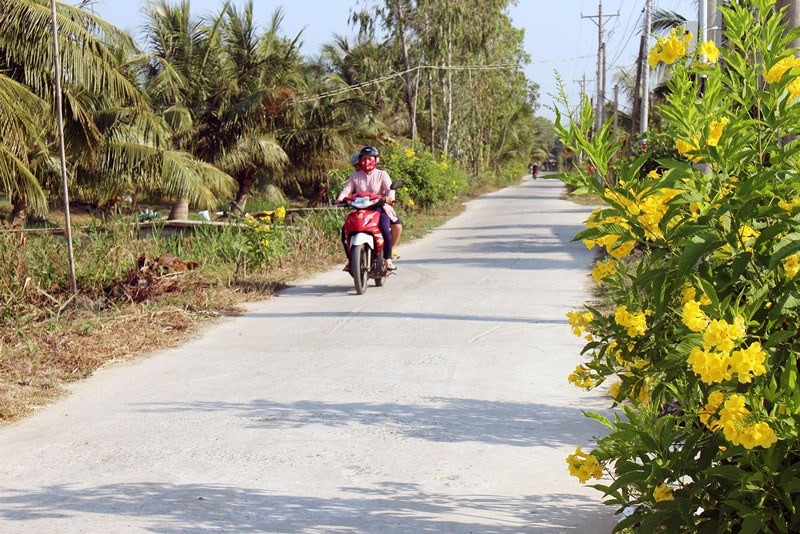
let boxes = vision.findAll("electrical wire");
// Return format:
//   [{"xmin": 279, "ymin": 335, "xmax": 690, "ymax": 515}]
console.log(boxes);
[{"xmin": 290, "ymin": 56, "xmax": 594, "ymax": 105}]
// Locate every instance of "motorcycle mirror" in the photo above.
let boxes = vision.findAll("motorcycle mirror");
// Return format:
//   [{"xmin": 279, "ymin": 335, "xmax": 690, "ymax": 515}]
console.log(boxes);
[{"xmin": 390, "ymin": 180, "xmax": 404, "ymax": 190}]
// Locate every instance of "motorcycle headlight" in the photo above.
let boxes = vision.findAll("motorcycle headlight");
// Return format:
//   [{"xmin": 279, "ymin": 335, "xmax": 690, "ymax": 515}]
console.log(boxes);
[{"xmin": 351, "ymin": 196, "xmax": 373, "ymax": 209}]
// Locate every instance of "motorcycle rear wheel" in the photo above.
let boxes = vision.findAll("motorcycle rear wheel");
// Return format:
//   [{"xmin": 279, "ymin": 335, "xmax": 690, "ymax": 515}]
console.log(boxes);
[
  {"xmin": 350, "ymin": 244, "xmax": 369, "ymax": 295},
  {"xmin": 374, "ymin": 256, "xmax": 385, "ymax": 286}
]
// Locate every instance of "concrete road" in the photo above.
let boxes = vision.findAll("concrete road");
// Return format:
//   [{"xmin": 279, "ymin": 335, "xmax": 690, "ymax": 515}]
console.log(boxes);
[{"xmin": 0, "ymin": 176, "xmax": 618, "ymax": 533}]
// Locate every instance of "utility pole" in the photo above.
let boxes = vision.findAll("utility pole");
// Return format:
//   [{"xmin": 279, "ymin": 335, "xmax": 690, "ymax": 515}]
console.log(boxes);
[
  {"xmin": 583, "ymin": 2, "xmax": 618, "ymax": 134},
  {"xmin": 776, "ymin": 0, "xmax": 800, "ymax": 49},
  {"xmin": 699, "ymin": 0, "xmax": 708, "ymax": 43},
  {"xmin": 641, "ymin": 0, "xmax": 652, "ymax": 134},
  {"xmin": 631, "ymin": 34, "xmax": 645, "ymax": 138},
  {"xmin": 613, "ymin": 84, "xmax": 619, "ymax": 141},
  {"xmin": 50, "ymin": 0, "xmax": 78, "ymax": 299}
]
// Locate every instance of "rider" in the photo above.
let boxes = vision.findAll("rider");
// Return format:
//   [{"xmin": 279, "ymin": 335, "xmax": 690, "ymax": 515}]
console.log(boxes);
[
  {"xmin": 532, "ymin": 162, "xmax": 539, "ymax": 179},
  {"xmin": 337, "ymin": 146, "xmax": 402, "ymax": 270}
]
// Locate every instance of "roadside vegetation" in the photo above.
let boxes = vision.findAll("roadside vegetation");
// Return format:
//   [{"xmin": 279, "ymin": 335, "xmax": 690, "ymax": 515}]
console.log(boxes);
[
  {"xmin": 558, "ymin": 1, "xmax": 800, "ymax": 531},
  {"xmin": 0, "ymin": 0, "xmax": 550, "ymax": 422}
]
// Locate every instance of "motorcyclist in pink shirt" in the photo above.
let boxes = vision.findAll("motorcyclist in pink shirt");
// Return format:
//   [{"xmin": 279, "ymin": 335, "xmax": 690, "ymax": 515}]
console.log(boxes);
[{"xmin": 337, "ymin": 146, "xmax": 402, "ymax": 270}]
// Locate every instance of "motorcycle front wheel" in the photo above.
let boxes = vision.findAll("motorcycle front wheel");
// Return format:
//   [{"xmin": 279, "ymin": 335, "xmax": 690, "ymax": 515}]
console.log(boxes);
[{"xmin": 350, "ymin": 244, "xmax": 369, "ymax": 295}]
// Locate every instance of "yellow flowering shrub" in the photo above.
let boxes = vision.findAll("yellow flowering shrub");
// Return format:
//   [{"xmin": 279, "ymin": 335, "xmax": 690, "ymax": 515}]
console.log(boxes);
[
  {"xmin": 241, "ymin": 208, "xmax": 289, "ymax": 268},
  {"xmin": 553, "ymin": 1, "xmax": 800, "ymax": 530},
  {"xmin": 565, "ymin": 446, "xmax": 604, "ymax": 483}
]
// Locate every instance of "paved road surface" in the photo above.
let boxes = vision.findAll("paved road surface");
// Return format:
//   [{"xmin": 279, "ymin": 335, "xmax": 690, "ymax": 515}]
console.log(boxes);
[{"xmin": 0, "ymin": 176, "xmax": 618, "ymax": 533}]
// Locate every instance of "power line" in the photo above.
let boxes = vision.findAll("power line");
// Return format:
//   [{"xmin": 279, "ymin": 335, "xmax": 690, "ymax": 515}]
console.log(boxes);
[{"xmin": 291, "ymin": 56, "xmax": 594, "ymax": 105}]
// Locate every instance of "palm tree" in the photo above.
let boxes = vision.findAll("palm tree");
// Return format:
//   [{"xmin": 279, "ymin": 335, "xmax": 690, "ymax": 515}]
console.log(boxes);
[{"xmin": 0, "ymin": 0, "xmax": 142, "ymax": 225}]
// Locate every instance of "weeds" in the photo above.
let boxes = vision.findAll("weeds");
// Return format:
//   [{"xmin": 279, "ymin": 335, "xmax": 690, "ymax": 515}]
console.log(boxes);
[{"xmin": 0, "ymin": 203, "xmax": 458, "ymax": 422}]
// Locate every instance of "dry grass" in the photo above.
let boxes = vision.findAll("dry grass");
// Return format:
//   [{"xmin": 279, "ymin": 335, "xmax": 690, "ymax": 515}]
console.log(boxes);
[{"xmin": 0, "ymin": 203, "xmax": 463, "ymax": 424}]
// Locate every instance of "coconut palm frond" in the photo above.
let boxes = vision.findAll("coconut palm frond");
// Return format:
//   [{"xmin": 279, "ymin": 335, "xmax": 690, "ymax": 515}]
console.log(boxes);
[{"xmin": 0, "ymin": 144, "xmax": 47, "ymax": 212}]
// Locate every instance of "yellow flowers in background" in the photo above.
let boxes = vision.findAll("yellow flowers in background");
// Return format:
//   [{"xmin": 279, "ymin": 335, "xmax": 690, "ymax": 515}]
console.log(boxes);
[
  {"xmin": 568, "ymin": 364, "xmax": 595, "ymax": 390},
  {"xmin": 567, "ymin": 310, "xmax": 594, "ymax": 339},
  {"xmin": 649, "ymin": 27, "xmax": 693, "ymax": 68},
  {"xmin": 653, "ymin": 483, "xmax": 675, "ymax": 502},
  {"xmin": 707, "ymin": 117, "xmax": 729, "ymax": 147},
  {"xmin": 614, "ymin": 305, "xmax": 649, "ymax": 337},
  {"xmin": 765, "ymin": 55, "xmax": 800, "ymax": 83},
  {"xmin": 566, "ymin": 447, "xmax": 604, "ymax": 483},
  {"xmin": 700, "ymin": 40, "xmax": 720, "ymax": 63},
  {"xmin": 591, "ymin": 259, "xmax": 617, "ymax": 283},
  {"xmin": 784, "ymin": 252, "xmax": 800, "ymax": 278}
]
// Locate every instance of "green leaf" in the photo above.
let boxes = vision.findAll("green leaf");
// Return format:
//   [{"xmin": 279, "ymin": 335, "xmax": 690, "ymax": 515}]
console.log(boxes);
[
  {"xmin": 582, "ymin": 411, "xmax": 613, "ymax": 430},
  {"xmin": 607, "ymin": 468, "xmax": 648, "ymax": 493},
  {"xmin": 679, "ymin": 234, "xmax": 724, "ymax": 277},
  {"xmin": 705, "ymin": 464, "xmax": 746, "ymax": 480},
  {"xmin": 741, "ymin": 513, "xmax": 767, "ymax": 534},
  {"xmin": 764, "ymin": 330, "xmax": 795, "ymax": 350}
]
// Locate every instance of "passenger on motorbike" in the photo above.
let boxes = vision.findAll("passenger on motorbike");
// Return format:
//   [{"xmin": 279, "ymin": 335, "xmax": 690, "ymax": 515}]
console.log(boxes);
[{"xmin": 337, "ymin": 145, "xmax": 402, "ymax": 270}]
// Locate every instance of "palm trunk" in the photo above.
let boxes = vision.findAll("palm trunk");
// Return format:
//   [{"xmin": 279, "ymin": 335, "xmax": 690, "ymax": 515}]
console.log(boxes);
[
  {"xmin": 9, "ymin": 196, "xmax": 27, "ymax": 228},
  {"xmin": 168, "ymin": 197, "xmax": 189, "ymax": 220},
  {"xmin": 233, "ymin": 170, "xmax": 257, "ymax": 213},
  {"xmin": 428, "ymin": 69, "xmax": 436, "ymax": 152},
  {"xmin": 393, "ymin": 0, "xmax": 417, "ymax": 141},
  {"xmin": 442, "ymin": 21, "xmax": 453, "ymax": 156}
]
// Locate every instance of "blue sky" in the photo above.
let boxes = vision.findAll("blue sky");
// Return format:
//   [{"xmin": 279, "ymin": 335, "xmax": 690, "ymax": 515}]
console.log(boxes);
[{"xmin": 84, "ymin": 0, "xmax": 697, "ymax": 121}]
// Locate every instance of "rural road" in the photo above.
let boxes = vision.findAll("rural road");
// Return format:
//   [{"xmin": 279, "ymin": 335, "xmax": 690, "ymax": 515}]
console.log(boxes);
[{"xmin": 0, "ymin": 176, "xmax": 618, "ymax": 533}]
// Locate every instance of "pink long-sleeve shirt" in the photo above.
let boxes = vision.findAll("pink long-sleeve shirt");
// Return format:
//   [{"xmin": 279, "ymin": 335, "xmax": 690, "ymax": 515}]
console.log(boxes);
[{"xmin": 336, "ymin": 168, "xmax": 399, "ymax": 222}]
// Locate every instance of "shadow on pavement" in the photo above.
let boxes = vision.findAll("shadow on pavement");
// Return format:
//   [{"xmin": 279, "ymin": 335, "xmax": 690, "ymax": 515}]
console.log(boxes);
[
  {"xmin": 0, "ymin": 482, "xmax": 615, "ymax": 533},
  {"xmin": 134, "ymin": 396, "xmax": 612, "ymax": 449},
  {"xmin": 242, "ymin": 310, "xmax": 569, "ymax": 325}
]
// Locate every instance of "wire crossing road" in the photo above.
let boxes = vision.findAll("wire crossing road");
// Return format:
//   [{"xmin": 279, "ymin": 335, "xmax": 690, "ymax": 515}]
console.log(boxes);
[{"xmin": 0, "ymin": 177, "xmax": 617, "ymax": 533}]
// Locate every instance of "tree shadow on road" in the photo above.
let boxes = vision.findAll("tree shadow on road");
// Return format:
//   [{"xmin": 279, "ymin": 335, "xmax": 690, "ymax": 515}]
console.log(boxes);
[
  {"xmin": 0, "ymin": 481, "xmax": 616, "ymax": 533},
  {"xmin": 133, "ymin": 396, "xmax": 613, "ymax": 449}
]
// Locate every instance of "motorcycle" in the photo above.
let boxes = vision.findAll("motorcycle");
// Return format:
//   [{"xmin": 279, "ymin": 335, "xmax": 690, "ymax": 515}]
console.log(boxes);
[{"xmin": 341, "ymin": 181, "xmax": 402, "ymax": 295}]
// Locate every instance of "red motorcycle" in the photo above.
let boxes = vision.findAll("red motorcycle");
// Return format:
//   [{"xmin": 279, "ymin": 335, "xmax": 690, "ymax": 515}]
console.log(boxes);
[{"xmin": 341, "ymin": 181, "xmax": 401, "ymax": 294}]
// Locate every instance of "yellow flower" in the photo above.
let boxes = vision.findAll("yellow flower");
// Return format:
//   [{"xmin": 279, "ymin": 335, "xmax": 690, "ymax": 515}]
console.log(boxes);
[
  {"xmin": 609, "ymin": 240, "xmax": 636, "ymax": 259},
  {"xmin": 730, "ymin": 342, "xmax": 767, "ymax": 384},
  {"xmin": 707, "ymin": 117, "xmax": 729, "ymax": 147},
  {"xmin": 568, "ymin": 364, "xmax": 594, "ymax": 390},
  {"xmin": 688, "ymin": 347, "xmax": 732, "ymax": 384},
  {"xmin": 405, "ymin": 148, "xmax": 416, "ymax": 157},
  {"xmin": 260, "ymin": 239, "xmax": 270, "ymax": 247},
  {"xmin": 654, "ymin": 483, "xmax": 674, "ymax": 502},
  {"xmin": 275, "ymin": 206, "xmax": 287, "ymax": 219},
  {"xmin": 407, "ymin": 198, "xmax": 415, "ymax": 207},
  {"xmin": 647, "ymin": 170, "xmax": 661, "ymax": 179},
  {"xmin": 699, "ymin": 390, "xmax": 725, "ymax": 427},
  {"xmin": 682, "ymin": 300, "xmax": 708, "ymax": 332},
  {"xmin": 591, "ymin": 260, "xmax": 617, "ymax": 283},
  {"xmin": 649, "ymin": 28, "xmax": 693, "ymax": 67},
  {"xmin": 737, "ymin": 422, "xmax": 778, "ymax": 449},
  {"xmin": 700, "ymin": 40, "xmax": 720, "ymax": 63},
  {"xmin": 676, "ymin": 137, "xmax": 702, "ymax": 162},
  {"xmin": 609, "ymin": 381, "xmax": 621, "ymax": 399},
  {"xmin": 648, "ymin": 46, "xmax": 662, "ymax": 68},
  {"xmin": 614, "ymin": 305, "xmax": 648, "ymax": 337},
  {"xmin": 681, "ymin": 285, "xmax": 697, "ymax": 304},
  {"xmin": 567, "ymin": 311, "xmax": 594, "ymax": 338},
  {"xmin": 766, "ymin": 56, "xmax": 797, "ymax": 84},
  {"xmin": 789, "ymin": 77, "xmax": 800, "ymax": 100},
  {"xmin": 566, "ymin": 446, "xmax": 604, "ymax": 484},
  {"xmin": 785, "ymin": 253, "xmax": 800, "ymax": 278}
]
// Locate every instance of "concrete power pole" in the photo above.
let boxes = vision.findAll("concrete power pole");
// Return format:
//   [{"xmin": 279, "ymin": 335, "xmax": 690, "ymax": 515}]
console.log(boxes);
[
  {"xmin": 582, "ymin": 2, "xmax": 618, "ymax": 135},
  {"xmin": 776, "ymin": 0, "xmax": 800, "ymax": 49},
  {"xmin": 641, "ymin": 0, "xmax": 652, "ymax": 134}
]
